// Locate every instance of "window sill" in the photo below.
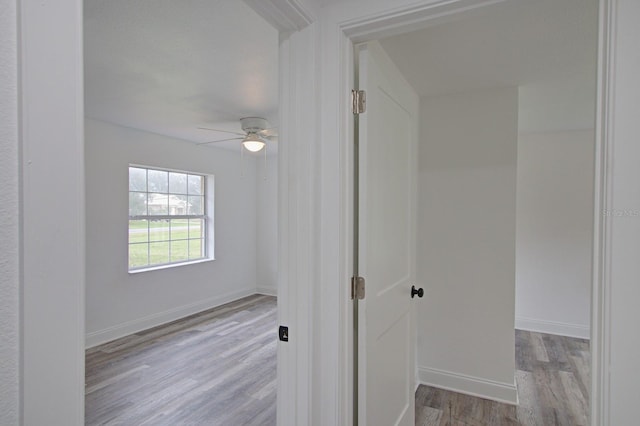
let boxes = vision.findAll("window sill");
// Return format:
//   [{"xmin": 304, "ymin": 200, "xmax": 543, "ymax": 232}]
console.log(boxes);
[{"xmin": 128, "ymin": 257, "xmax": 215, "ymax": 274}]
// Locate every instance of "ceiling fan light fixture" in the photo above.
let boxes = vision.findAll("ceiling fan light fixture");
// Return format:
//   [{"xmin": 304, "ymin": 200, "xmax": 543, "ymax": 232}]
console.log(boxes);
[{"xmin": 242, "ymin": 133, "xmax": 266, "ymax": 152}]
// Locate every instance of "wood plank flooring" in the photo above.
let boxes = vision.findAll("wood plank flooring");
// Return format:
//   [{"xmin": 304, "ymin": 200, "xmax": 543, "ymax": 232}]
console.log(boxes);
[
  {"xmin": 88, "ymin": 300, "xmax": 588, "ymax": 426},
  {"xmin": 85, "ymin": 294, "xmax": 277, "ymax": 426},
  {"xmin": 416, "ymin": 330, "xmax": 590, "ymax": 426}
]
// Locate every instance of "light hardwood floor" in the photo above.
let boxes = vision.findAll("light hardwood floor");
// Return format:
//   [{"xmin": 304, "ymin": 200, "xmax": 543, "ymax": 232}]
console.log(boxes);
[
  {"xmin": 85, "ymin": 294, "xmax": 277, "ymax": 426},
  {"xmin": 416, "ymin": 330, "xmax": 590, "ymax": 426}
]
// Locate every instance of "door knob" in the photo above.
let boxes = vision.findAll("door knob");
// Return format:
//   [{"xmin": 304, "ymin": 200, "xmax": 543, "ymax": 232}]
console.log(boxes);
[{"xmin": 411, "ymin": 285, "xmax": 424, "ymax": 298}]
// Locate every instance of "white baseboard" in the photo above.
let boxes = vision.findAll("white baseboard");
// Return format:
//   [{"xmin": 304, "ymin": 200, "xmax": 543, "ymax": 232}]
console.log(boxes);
[
  {"xmin": 515, "ymin": 317, "xmax": 590, "ymax": 339},
  {"xmin": 85, "ymin": 288, "xmax": 255, "ymax": 348},
  {"xmin": 418, "ymin": 366, "xmax": 518, "ymax": 405},
  {"xmin": 256, "ymin": 286, "xmax": 278, "ymax": 297}
]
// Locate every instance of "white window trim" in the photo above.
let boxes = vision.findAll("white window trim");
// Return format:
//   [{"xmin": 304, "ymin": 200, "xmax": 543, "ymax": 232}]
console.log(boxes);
[
  {"xmin": 128, "ymin": 257, "xmax": 215, "ymax": 274},
  {"xmin": 127, "ymin": 165, "xmax": 215, "ymax": 272}
]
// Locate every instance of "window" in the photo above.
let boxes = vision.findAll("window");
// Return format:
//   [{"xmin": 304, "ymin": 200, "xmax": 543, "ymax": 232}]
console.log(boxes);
[{"xmin": 128, "ymin": 166, "xmax": 210, "ymax": 271}]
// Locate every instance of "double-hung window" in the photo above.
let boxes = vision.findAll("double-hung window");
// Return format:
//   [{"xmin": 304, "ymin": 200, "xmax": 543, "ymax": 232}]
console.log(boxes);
[{"xmin": 128, "ymin": 166, "xmax": 210, "ymax": 271}]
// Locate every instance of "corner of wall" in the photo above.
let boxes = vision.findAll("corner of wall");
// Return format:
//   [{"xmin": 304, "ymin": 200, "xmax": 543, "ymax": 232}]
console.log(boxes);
[
  {"xmin": 515, "ymin": 317, "xmax": 590, "ymax": 340},
  {"xmin": 417, "ymin": 366, "xmax": 519, "ymax": 405},
  {"xmin": 416, "ymin": 87, "xmax": 518, "ymax": 403}
]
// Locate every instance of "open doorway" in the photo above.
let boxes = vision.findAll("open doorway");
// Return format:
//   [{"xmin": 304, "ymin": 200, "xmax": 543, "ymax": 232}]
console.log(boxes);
[
  {"xmin": 358, "ymin": 0, "xmax": 597, "ymax": 423},
  {"xmin": 83, "ymin": 1, "xmax": 279, "ymax": 424}
]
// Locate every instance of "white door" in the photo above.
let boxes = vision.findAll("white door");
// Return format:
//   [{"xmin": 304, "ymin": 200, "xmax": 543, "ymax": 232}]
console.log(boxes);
[{"xmin": 356, "ymin": 41, "xmax": 419, "ymax": 426}]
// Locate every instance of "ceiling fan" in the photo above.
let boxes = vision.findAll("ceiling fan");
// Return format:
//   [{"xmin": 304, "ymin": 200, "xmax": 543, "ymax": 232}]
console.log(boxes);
[{"xmin": 197, "ymin": 117, "xmax": 277, "ymax": 152}]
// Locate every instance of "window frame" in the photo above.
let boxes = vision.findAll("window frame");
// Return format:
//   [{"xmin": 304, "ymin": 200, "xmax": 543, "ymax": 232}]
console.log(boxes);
[{"xmin": 127, "ymin": 165, "xmax": 214, "ymax": 272}]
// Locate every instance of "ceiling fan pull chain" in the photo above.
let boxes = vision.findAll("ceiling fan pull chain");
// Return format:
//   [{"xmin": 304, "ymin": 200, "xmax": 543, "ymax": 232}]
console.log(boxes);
[
  {"xmin": 240, "ymin": 143, "xmax": 245, "ymax": 178},
  {"xmin": 263, "ymin": 146, "xmax": 268, "ymax": 181}
]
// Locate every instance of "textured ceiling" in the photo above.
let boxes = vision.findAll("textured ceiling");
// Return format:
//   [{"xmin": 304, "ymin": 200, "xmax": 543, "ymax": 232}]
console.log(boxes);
[
  {"xmin": 379, "ymin": 0, "xmax": 598, "ymax": 133},
  {"xmin": 84, "ymin": 0, "xmax": 279, "ymax": 150}
]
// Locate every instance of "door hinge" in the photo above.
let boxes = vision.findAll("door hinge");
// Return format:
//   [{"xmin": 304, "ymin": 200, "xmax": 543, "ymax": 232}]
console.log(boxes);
[
  {"xmin": 351, "ymin": 89, "xmax": 366, "ymax": 114},
  {"xmin": 351, "ymin": 275, "xmax": 365, "ymax": 300}
]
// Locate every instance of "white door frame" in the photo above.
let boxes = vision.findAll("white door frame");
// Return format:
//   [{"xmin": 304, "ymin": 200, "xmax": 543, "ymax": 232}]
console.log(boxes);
[
  {"xmin": 19, "ymin": 1, "xmax": 86, "ymax": 423},
  {"xmin": 314, "ymin": 0, "xmax": 613, "ymax": 424},
  {"xmin": 18, "ymin": 0, "xmax": 316, "ymax": 424}
]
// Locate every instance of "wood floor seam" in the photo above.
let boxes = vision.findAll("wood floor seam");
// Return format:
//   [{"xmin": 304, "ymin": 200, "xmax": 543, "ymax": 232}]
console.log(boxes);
[{"xmin": 86, "ymin": 294, "xmax": 277, "ymax": 426}]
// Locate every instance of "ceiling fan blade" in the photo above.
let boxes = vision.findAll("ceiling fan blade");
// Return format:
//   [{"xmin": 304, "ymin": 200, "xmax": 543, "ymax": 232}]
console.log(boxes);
[
  {"xmin": 197, "ymin": 126, "xmax": 246, "ymax": 136},
  {"xmin": 258, "ymin": 127, "xmax": 278, "ymax": 138},
  {"xmin": 197, "ymin": 137, "xmax": 243, "ymax": 145}
]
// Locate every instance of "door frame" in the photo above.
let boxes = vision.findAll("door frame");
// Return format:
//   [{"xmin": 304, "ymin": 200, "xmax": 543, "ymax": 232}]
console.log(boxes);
[
  {"xmin": 18, "ymin": 1, "xmax": 315, "ymax": 425},
  {"xmin": 315, "ymin": 0, "xmax": 613, "ymax": 424}
]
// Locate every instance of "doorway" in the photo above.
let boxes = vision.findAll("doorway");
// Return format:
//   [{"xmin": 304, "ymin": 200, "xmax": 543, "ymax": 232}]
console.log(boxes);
[
  {"xmin": 83, "ymin": 0, "xmax": 280, "ymax": 423},
  {"xmin": 354, "ymin": 0, "xmax": 598, "ymax": 424}
]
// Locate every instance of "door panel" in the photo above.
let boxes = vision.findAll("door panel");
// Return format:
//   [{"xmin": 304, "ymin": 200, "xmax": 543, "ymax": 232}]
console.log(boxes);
[{"xmin": 357, "ymin": 41, "xmax": 418, "ymax": 426}]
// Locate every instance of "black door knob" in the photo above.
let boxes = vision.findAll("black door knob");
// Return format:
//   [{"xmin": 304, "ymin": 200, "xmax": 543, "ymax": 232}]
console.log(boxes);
[{"xmin": 411, "ymin": 285, "xmax": 424, "ymax": 298}]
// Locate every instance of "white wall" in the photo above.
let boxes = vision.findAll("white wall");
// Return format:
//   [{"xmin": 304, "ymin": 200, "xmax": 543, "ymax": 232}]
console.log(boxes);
[
  {"xmin": 0, "ymin": 0, "xmax": 19, "ymax": 423},
  {"xmin": 85, "ymin": 119, "xmax": 263, "ymax": 347},
  {"xmin": 416, "ymin": 87, "xmax": 518, "ymax": 403},
  {"xmin": 515, "ymin": 130, "xmax": 594, "ymax": 338},
  {"xmin": 257, "ymin": 154, "xmax": 278, "ymax": 295}
]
